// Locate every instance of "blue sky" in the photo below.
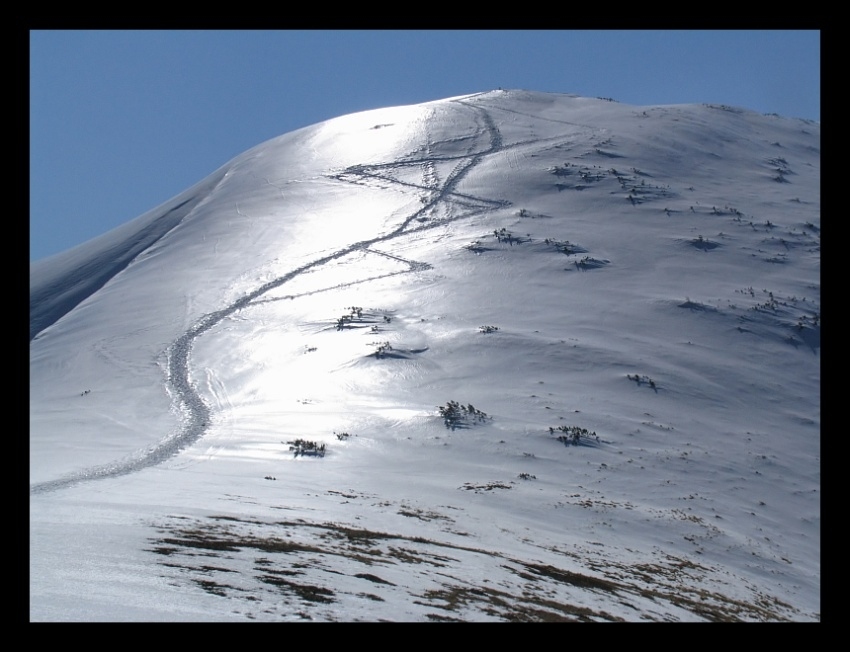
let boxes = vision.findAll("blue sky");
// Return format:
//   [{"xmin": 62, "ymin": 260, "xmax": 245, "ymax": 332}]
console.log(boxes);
[{"xmin": 29, "ymin": 30, "xmax": 820, "ymax": 262}]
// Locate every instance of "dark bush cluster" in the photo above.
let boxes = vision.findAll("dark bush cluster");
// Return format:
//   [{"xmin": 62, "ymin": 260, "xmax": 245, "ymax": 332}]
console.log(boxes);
[
  {"xmin": 286, "ymin": 439, "xmax": 326, "ymax": 457},
  {"xmin": 437, "ymin": 401, "xmax": 489, "ymax": 430},
  {"xmin": 372, "ymin": 341, "xmax": 393, "ymax": 358},
  {"xmin": 336, "ymin": 306, "xmax": 364, "ymax": 330},
  {"xmin": 548, "ymin": 425, "xmax": 598, "ymax": 445},
  {"xmin": 493, "ymin": 227, "xmax": 517, "ymax": 245},
  {"xmin": 574, "ymin": 256, "xmax": 602, "ymax": 269},
  {"xmin": 626, "ymin": 374, "xmax": 656, "ymax": 389},
  {"xmin": 543, "ymin": 238, "xmax": 580, "ymax": 255}
]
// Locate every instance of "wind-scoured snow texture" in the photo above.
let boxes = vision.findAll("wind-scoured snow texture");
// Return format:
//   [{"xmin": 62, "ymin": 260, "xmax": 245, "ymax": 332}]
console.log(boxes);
[{"xmin": 30, "ymin": 90, "xmax": 819, "ymax": 621}]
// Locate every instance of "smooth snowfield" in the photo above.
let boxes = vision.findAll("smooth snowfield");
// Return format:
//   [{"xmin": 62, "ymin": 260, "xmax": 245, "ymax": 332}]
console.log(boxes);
[{"xmin": 30, "ymin": 90, "xmax": 819, "ymax": 621}]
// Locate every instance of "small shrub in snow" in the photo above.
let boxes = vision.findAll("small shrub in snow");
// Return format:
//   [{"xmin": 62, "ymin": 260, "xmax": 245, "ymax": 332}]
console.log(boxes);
[
  {"xmin": 549, "ymin": 425, "xmax": 599, "ymax": 445},
  {"xmin": 336, "ymin": 315, "xmax": 352, "ymax": 330},
  {"xmin": 372, "ymin": 341, "xmax": 393, "ymax": 358},
  {"xmin": 627, "ymin": 374, "xmax": 656, "ymax": 389},
  {"xmin": 286, "ymin": 439, "xmax": 326, "ymax": 457},
  {"xmin": 336, "ymin": 306, "xmax": 365, "ymax": 330},
  {"xmin": 437, "ymin": 401, "xmax": 489, "ymax": 430}
]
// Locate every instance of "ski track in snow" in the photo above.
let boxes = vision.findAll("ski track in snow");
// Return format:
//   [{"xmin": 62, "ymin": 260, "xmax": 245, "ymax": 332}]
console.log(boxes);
[{"xmin": 31, "ymin": 99, "xmax": 510, "ymax": 495}]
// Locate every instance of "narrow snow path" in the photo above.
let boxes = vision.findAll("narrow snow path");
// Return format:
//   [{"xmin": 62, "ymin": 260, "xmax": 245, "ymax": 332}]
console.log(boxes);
[{"xmin": 31, "ymin": 100, "xmax": 509, "ymax": 494}]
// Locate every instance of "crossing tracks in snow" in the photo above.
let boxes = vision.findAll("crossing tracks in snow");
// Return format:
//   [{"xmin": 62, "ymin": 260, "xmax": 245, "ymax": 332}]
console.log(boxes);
[{"xmin": 31, "ymin": 100, "xmax": 511, "ymax": 495}]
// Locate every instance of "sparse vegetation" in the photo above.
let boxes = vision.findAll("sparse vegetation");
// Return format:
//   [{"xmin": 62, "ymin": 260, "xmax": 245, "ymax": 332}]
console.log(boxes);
[
  {"xmin": 437, "ymin": 401, "xmax": 489, "ymax": 430},
  {"xmin": 573, "ymin": 256, "xmax": 609, "ymax": 270},
  {"xmin": 461, "ymin": 481, "xmax": 513, "ymax": 492},
  {"xmin": 336, "ymin": 315, "xmax": 353, "ymax": 330},
  {"xmin": 285, "ymin": 439, "xmax": 326, "ymax": 457},
  {"xmin": 148, "ymin": 513, "xmax": 807, "ymax": 622},
  {"xmin": 544, "ymin": 238, "xmax": 584, "ymax": 255},
  {"xmin": 493, "ymin": 227, "xmax": 522, "ymax": 245},
  {"xmin": 548, "ymin": 425, "xmax": 599, "ymax": 445},
  {"xmin": 691, "ymin": 235, "xmax": 719, "ymax": 251},
  {"xmin": 335, "ymin": 306, "xmax": 366, "ymax": 330},
  {"xmin": 626, "ymin": 374, "xmax": 657, "ymax": 390},
  {"xmin": 372, "ymin": 341, "xmax": 393, "ymax": 358}
]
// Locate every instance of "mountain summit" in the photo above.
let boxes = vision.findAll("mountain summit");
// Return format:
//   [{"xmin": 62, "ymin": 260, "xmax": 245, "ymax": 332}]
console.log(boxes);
[{"xmin": 30, "ymin": 90, "xmax": 820, "ymax": 621}]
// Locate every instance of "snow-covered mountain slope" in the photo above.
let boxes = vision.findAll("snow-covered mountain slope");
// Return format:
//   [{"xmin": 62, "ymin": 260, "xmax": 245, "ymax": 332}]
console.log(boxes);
[{"xmin": 30, "ymin": 90, "xmax": 820, "ymax": 621}]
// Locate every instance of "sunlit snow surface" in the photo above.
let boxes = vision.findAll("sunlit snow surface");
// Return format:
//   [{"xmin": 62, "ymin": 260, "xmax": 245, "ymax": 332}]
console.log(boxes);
[{"xmin": 30, "ymin": 90, "xmax": 819, "ymax": 621}]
